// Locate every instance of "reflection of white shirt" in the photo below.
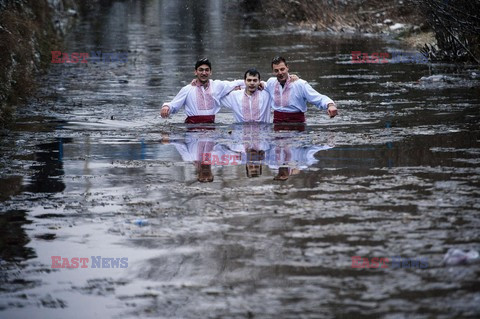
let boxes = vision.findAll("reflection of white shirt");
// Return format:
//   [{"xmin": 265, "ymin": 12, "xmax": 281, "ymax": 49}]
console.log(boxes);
[
  {"xmin": 170, "ymin": 138, "xmax": 215, "ymax": 162},
  {"xmin": 265, "ymin": 77, "xmax": 334, "ymax": 113},
  {"xmin": 163, "ymin": 79, "xmax": 244, "ymax": 116},
  {"xmin": 223, "ymin": 123, "xmax": 272, "ymax": 157},
  {"xmin": 170, "ymin": 138, "xmax": 241, "ymax": 166},
  {"xmin": 265, "ymin": 145, "xmax": 333, "ymax": 169},
  {"xmin": 221, "ymin": 90, "xmax": 272, "ymax": 123}
]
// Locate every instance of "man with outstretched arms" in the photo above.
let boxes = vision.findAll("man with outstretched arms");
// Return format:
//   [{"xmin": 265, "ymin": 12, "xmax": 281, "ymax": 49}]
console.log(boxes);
[
  {"xmin": 265, "ymin": 56, "xmax": 338, "ymax": 123},
  {"xmin": 161, "ymin": 58, "xmax": 244, "ymax": 124}
]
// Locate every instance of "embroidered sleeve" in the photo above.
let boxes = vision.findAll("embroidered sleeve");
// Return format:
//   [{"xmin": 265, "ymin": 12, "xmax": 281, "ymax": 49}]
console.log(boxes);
[
  {"xmin": 303, "ymin": 82, "xmax": 334, "ymax": 110},
  {"xmin": 265, "ymin": 78, "xmax": 276, "ymax": 96},
  {"xmin": 165, "ymin": 85, "xmax": 191, "ymax": 114},
  {"xmin": 220, "ymin": 92, "xmax": 235, "ymax": 109},
  {"xmin": 215, "ymin": 79, "xmax": 245, "ymax": 99}
]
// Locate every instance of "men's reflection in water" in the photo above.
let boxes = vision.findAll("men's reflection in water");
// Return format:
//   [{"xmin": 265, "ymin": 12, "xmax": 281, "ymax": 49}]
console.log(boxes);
[
  {"xmin": 224, "ymin": 124, "xmax": 270, "ymax": 178},
  {"xmin": 162, "ymin": 132, "xmax": 215, "ymax": 183},
  {"xmin": 269, "ymin": 142, "xmax": 293, "ymax": 181},
  {"xmin": 162, "ymin": 131, "xmax": 240, "ymax": 183},
  {"xmin": 245, "ymin": 148, "xmax": 265, "ymax": 178},
  {"xmin": 162, "ymin": 124, "xmax": 334, "ymax": 182},
  {"xmin": 274, "ymin": 166, "xmax": 290, "ymax": 181},
  {"xmin": 267, "ymin": 140, "xmax": 333, "ymax": 181},
  {"xmin": 197, "ymin": 162, "xmax": 214, "ymax": 183}
]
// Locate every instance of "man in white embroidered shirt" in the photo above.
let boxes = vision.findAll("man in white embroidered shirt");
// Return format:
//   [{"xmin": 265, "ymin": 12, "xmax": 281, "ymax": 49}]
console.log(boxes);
[
  {"xmin": 266, "ymin": 56, "xmax": 338, "ymax": 124},
  {"xmin": 221, "ymin": 68, "xmax": 272, "ymax": 123},
  {"xmin": 161, "ymin": 58, "xmax": 244, "ymax": 124}
]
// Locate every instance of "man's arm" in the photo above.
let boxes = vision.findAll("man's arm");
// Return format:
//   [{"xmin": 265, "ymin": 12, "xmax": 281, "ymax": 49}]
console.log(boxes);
[
  {"xmin": 302, "ymin": 82, "xmax": 337, "ymax": 118},
  {"xmin": 264, "ymin": 77, "xmax": 277, "ymax": 95},
  {"xmin": 161, "ymin": 86, "xmax": 190, "ymax": 118},
  {"xmin": 215, "ymin": 79, "xmax": 245, "ymax": 99},
  {"xmin": 220, "ymin": 92, "xmax": 236, "ymax": 109}
]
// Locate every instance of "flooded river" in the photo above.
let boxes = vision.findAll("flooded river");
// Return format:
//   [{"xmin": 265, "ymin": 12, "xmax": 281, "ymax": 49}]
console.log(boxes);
[{"xmin": 1, "ymin": 0, "xmax": 480, "ymax": 318}]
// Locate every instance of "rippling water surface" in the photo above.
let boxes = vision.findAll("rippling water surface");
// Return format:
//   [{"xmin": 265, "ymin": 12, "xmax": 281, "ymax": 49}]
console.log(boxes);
[{"xmin": 1, "ymin": 0, "xmax": 480, "ymax": 318}]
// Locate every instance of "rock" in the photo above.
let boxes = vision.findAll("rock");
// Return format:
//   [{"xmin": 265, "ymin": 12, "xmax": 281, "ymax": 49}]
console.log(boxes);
[
  {"xmin": 442, "ymin": 248, "xmax": 479, "ymax": 266},
  {"xmin": 419, "ymin": 75, "xmax": 460, "ymax": 83},
  {"xmin": 383, "ymin": 19, "xmax": 393, "ymax": 25},
  {"xmin": 67, "ymin": 9, "xmax": 78, "ymax": 17},
  {"xmin": 341, "ymin": 26, "xmax": 356, "ymax": 33},
  {"xmin": 389, "ymin": 23, "xmax": 406, "ymax": 31}
]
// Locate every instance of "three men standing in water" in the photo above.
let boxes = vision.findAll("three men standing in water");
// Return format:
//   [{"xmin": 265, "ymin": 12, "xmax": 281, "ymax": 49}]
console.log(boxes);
[{"xmin": 161, "ymin": 56, "xmax": 338, "ymax": 124}]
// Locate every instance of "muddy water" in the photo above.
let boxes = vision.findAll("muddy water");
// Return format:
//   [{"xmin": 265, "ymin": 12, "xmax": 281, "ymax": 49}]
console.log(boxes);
[{"xmin": 1, "ymin": 0, "xmax": 480, "ymax": 318}]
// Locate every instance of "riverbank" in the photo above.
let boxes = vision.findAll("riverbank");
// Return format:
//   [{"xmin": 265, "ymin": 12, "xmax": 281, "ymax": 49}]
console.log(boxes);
[
  {"xmin": 241, "ymin": 0, "xmax": 479, "ymax": 63},
  {"xmin": 0, "ymin": 0, "xmax": 69, "ymax": 126},
  {"xmin": 0, "ymin": 0, "xmax": 105, "ymax": 127},
  {"xmin": 240, "ymin": 0, "xmax": 432, "ymax": 47},
  {"xmin": 254, "ymin": 0, "xmax": 423, "ymax": 33}
]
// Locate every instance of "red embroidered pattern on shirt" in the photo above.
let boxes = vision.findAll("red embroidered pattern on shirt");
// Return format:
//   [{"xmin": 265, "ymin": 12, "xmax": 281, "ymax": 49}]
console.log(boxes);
[
  {"xmin": 274, "ymin": 78, "xmax": 291, "ymax": 107},
  {"xmin": 196, "ymin": 81, "xmax": 215, "ymax": 110},
  {"xmin": 242, "ymin": 91, "xmax": 260, "ymax": 121}
]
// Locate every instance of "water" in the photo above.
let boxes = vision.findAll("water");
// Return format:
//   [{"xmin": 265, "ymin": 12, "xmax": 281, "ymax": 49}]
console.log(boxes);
[{"xmin": 1, "ymin": 0, "xmax": 480, "ymax": 318}]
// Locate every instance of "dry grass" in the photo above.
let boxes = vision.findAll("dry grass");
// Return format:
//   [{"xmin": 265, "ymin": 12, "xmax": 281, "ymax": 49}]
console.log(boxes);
[
  {"xmin": 402, "ymin": 31, "xmax": 436, "ymax": 49},
  {"xmin": 250, "ymin": 0, "xmax": 423, "ymax": 32}
]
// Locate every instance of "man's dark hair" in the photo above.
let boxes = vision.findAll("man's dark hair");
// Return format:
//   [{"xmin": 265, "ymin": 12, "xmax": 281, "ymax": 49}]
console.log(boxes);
[
  {"xmin": 195, "ymin": 58, "xmax": 212, "ymax": 70},
  {"xmin": 244, "ymin": 68, "xmax": 261, "ymax": 80},
  {"xmin": 271, "ymin": 56, "xmax": 287, "ymax": 68}
]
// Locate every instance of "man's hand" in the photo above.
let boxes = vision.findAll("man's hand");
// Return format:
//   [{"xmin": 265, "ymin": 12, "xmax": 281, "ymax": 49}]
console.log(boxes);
[
  {"xmin": 258, "ymin": 81, "xmax": 266, "ymax": 91},
  {"xmin": 290, "ymin": 74, "xmax": 299, "ymax": 82},
  {"xmin": 161, "ymin": 105, "xmax": 170, "ymax": 118},
  {"xmin": 327, "ymin": 103, "xmax": 338, "ymax": 118}
]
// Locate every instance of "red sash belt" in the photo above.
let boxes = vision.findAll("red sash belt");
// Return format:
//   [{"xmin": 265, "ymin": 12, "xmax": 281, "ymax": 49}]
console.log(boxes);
[
  {"xmin": 185, "ymin": 115, "xmax": 215, "ymax": 124},
  {"xmin": 273, "ymin": 111, "xmax": 305, "ymax": 123}
]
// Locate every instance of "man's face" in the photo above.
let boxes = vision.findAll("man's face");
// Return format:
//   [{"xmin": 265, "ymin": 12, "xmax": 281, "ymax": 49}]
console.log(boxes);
[
  {"xmin": 246, "ymin": 164, "xmax": 262, "ymax": 178},
  {"xmin": 272, "ymin": 62, "xmax": 289, "ymax": 83},
  {"xmin": 244, "ymin": 73, "xmax": 260, "ymax": 94},
  {"xmin": 195, "ymin": 64, "xmax": 211, "ymax": 83}
]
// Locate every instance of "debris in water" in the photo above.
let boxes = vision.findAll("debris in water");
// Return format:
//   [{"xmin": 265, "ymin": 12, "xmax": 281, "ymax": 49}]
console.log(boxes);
[{"xmin": 441, "ymin": 248, "xmax": 479, "ymax": 266}]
